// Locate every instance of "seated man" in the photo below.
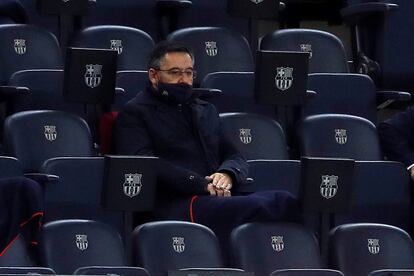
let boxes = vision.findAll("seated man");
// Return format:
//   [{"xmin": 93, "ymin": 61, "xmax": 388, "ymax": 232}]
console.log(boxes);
[
  {"xmin": 114, "ymin": 41, "xmax": 298, "ymax": 239},
  {"xmin": 378, "ymin": 105, "xmax": 414, "ymax": 181}
]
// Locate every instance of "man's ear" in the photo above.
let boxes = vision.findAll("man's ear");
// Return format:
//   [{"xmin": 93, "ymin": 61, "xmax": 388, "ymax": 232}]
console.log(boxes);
[{"xmin": 148, "ymin": 68, "xmax": 158, "ymax": 86}]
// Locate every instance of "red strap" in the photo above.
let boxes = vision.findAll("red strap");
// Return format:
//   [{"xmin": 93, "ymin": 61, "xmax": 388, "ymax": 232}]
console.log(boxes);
[
  {"xmin": 189, "ymin": 195, "xmax": 198, "ymax": 223},
  {"xmin": 0, "ymin": 234, "xmax": 20, "ymax": 257}
]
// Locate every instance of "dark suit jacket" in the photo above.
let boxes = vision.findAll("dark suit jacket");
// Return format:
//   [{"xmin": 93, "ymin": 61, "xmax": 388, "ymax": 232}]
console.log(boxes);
[
  {"xmin": 378, "ymin": 105, "xmax": 414, "ymax": 167},
  {"xmin": 114, "ymin": 84, "xmax": 248, "ymax": 215}
]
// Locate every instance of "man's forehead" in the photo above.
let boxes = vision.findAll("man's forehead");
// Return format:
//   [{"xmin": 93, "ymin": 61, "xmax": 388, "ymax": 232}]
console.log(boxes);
[{"xmin": 161, "ymin": 52, "xmax": 193, "ymax": 67}]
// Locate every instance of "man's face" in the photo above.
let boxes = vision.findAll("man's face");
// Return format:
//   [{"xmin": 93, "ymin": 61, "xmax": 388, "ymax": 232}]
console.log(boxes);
[{"xmin": 149, "ymin": 52, "xmax": 194, "ymax": 88}]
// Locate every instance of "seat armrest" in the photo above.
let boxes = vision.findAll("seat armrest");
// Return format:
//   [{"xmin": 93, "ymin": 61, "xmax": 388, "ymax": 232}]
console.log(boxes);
[
  {"xmin": 341, "ymin": 3, "xmax": 398, "ymax": 24},
  {"xmin": 194, "ymin": 88, "xmax": 222, "ymax": 100},
  {"xmin": 24, "ymin": 173, "xmax": 59, "ymax": 186},
  {"xmin": 377, "ymin": 90, "xmax": 411, "ymax": 109}
]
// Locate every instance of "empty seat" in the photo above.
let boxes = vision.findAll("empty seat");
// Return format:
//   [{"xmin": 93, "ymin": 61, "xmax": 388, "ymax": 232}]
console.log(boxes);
[
  {"xmin": 231, "ymin": 223, "xmax": 322, "ymax": 276},
  {"xmin": 330, "ymin": 223, "xmax": 414, "ymax": 276},
  {"xmin": 299, "ymin": 114, "xmax": 382, "ymax": 160},
  {"xmin": 39, "ymin": 219, "xmax": 126, "ymax": 274},
  {"xmin": 0, "ymin": 24, "xmax": 62, "ymax": 85},
  {"xmin": 71, "ymin": 25, "xmax": 155, "ymax": 71},
  {"xmin": 4, "ymin": 110, "xmax": 93, "ymax": 172},
  {"xmin": 220, "ymin": 112, "xmax": 288, "ymax": 160},
  {"xmin": 75, "ymin": 266, "xmax": 149, "ymax": 276},
  {"xmin": 132, "ymin": 221, "xmax": 223, "ymax": 275},
  {"xmin": 167, "ymin": 27, "xmax": 254, "ymax": 86}
]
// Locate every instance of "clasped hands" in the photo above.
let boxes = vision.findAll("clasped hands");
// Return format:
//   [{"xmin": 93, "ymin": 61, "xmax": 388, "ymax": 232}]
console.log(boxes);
[{"xmin": 205, "ymin": 172, "xmax": 232, "ymax": 197}]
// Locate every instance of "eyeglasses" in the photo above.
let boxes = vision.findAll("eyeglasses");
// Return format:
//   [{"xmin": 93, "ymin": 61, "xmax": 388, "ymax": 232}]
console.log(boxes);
[{"xmin": 156, "ymin": 68, "xmax": 197, "ymax": 79}]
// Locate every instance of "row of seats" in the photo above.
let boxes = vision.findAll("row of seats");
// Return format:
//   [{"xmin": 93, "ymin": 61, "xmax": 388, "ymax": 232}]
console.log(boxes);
[{"xmin": 2, "ymin": 219, "xmax": 414, "ymax": 276}]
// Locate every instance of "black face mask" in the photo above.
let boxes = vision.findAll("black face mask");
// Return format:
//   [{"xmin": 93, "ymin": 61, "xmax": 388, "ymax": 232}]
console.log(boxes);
[{"xmin": 154, "ymin": 82, "xmax": 195, "ymax": 104}]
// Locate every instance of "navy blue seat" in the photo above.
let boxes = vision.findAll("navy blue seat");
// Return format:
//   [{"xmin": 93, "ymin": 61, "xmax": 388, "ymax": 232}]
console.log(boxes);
[
  {"xmin": 369, "ymin": 269, "xmax": 414, "ymax": 276},
  {"xmin": 299, "ymin": 114, "xmax": 382, "ymax": 160},
  {"xmin": 0, "ymin": 236, "xmax": 35, "ymax": 267},
  {"xmin": 4, "ymin": 110, "xmax": 93, "ymax": 172},
  {"xmin": 329, "ymin": 223, "xmax": 414, "ymax": 276},
  {"xmin": 0, "ymin": 24, "xmax": 62, "ymax": 85},
  {"xmin": 231, "ymin": 223, "xmax": 322, "ymax": 276},
  {"xmin": 39, "ymin": 219, "xmax": 126, "ymax": 274},
  {"xmin": 132, "ymin": 221, "xmax": 223, "ymax": 276},
  {"xmin": 335, "ymin": 161, "xmax": 411, "ymax": 233},
  {"xmin": 114, "ymin": 70, "xmax": 147, "ymax": 111},
  {"xmin": 75, "ymin": 266, "xmax": 149, "ymax": 276},
  {"xmin": 200, "ymin": 72, "xmax": 275, "ymax": 118},
  {"xmin": 271, "ymin": 269, "xmax": 344, "ymax": 276},
  {"xmin": 167, "ymin": 27, "xmax": 254, "ymax": 86},
  {"xmin": 219, "ymin": 112, "xmax": 288, "ymax": 160},
  {"xmin": 40, "ymin": 157, "xmax": 124, "ymax": 236},
  {"xmin": 71, "ymin": 25, "xmax": 155, "ymax": 71}
]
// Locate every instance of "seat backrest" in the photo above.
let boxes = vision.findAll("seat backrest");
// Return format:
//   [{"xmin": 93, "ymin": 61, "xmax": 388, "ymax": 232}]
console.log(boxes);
[
  {"xmin": 132, "ymin": 221, "xmax": 223, "ymax": 275},
  {"xmin": 231, "ymin": 223, "xmax": 322, "ymax": 276},
  {"xmin": 306, "ymin": 73, "xmax": 377, "ymax": 124},
  {"xmin": 114, "ymin": 70, "xmax": 147, "ymax": 111},
  {"xmin": 271, "ymin": 269, "xmax": 344, "ymax": 276},
  {"xmin": 75, "ymin": 266, "xmax": 149, "ymax": 276},
  {"xmin": 4, "ymin": 110, "xmax": 93, "ymax": 172},
  {"xmin": 299, "ymin": 114, "xmax": 382, "ymax": 160},
  {"xmin": 41, "ymin": 157, "xmax": 124, "ymax": 236},
  {"xmin": 330, "ymin": 223, "xmax": 414, "ymax": 276},
  {"xmin": 71, "ymin": 25, "xmax": 155, "ymax": 71},
  {"xmin": 260, "ymin": 29, "xmax": 349, "ymax": 73},
  {"xmin": 167, "ymin": 27, "xmax": 254, "ymax": 86},
  {"xmin": 0, "ymin": 0, "xmax": 28, "ymax": 24},
  {"xmin": 39, "ymin": 219, "xmax": 126, "ymax": 274},
  {"xmin": 220, "ymin": 112, "xmax": 288, "ymax": 160},
  {"xmin": 0, "ymin": 24, "xmax": 62, "ymax": 85},
  {"xmin": 8, "ymin": 69, "xmax": 85, "ymax": 117},
  {"xmin": 200, "ymin": 72, "xmax": 275, "ymax": 118},
  {"xmin": 0, "ymin": 156, "xmax": 23, "ymax": 177},
  {"xmin": 335, "ymin": 161, "xmax": 411, "ymax": 232},
  {"xmin": 0, "ymin": 235, "xmax": 34, "ymax": 267}
]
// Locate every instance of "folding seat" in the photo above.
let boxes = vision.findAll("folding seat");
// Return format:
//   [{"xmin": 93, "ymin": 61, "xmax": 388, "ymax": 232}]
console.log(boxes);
[
  {"xmin": 0, "ymin": 24, "xmax": 62, "ymax": 86},
  {"xmin": 200, "ymin": 72, "xmax": 275, "ymax": 118},
  {"xmin": 271, "ymin": 269, "xmax": 344, "ymax": 276},
  {"xmin": 0, "ymin": 267, "xmax": 55, "ymax": 274},
  {"xmin": 39, "ymin": 219, "xmax": 126, "ymax": 274},
  {"xmin": 220, "ymin": 112, "xmax": 288, "ymax": 160},
  {"xmin": 75, "ymin": 266, "xmax": 149, "ymax": 276},
  {"xmin": 70, "ymin": 25, "xmax": 155, "ymax": 71},
  {"xmin": 231, "ymin": 223, "xmax": 322, "ymax": 276},
  {"xmin": 329, "ymin": 223, "xmax": 414, "ymax": 276},
  {"xmin": 132, "ymin": 221, "xmax": 223, "ymax": 275},
  {"xmin": 335, "ymin": 161, "xmax": 411, "ymax": 233},
  {"xmin": 299, "ymin": 114, "xmax": 382, "ymax": 160},
  {"xmin": 3, "ymin": 110, "xmax": 93, "ymax": 172},
  {"xmin": 167, "ymin": 27, "xmax": 254, "ymax": 86}
]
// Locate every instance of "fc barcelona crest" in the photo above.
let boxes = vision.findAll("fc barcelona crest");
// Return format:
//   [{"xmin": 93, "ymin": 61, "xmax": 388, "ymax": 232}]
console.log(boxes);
[
  {"xmin": 300, "ymin": 44, "xmax": 312, "ymax": 59},
  {"xmin": 271, "ymin": 236, "xmax": 284, "ymax": 252},
  {"xmin": 205, "ymin": 41, "xmax": 218, "ymax": 57},
  {"xmin": 84, "ymin": 64, "xmax": 102, "ymax": 88},
  {"xmin": 335, "ymin": 129, "xmax": 347, "ymax": 145},
  {"xmin": 320, "ymin": 175, "xmax": 338, "ymax": 199},
  {"xmin": 44, "ymin": 125, "xmax": 57, "ymax": 141},
  {"xmin": 172, "ymin": 237, "xmax": 185, "ymax": 253},
  {"xmin": 275, "ymin": 67, "xmax": 293, "ymax": 91},
  {"xmin": 239, "ymin": 128, "xmax": 252, "ymax": 144},
  {"xmin": 250, "ymin": 0, "xmax": 264, "ymax": 3},
  {"xmin": 110, "ymin": 39, "xmax": 123, "ymax": 55},
  {"xmin": 368, "ymin": 238, "xmax": 380, "ymax": 254},
  {"xmin": 76, "ymin": 234, "xmax": 88, "ymax": 251},
  {"xmin": 14, "ymin": 39, "xmax": 26, "ymax": 55},
  {"xmin": 123, "ymin": 173, "xmax": 142, "ymax": 198}
]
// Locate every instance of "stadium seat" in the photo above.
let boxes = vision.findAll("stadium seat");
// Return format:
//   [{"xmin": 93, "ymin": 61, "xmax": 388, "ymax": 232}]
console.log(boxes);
[
  {"xmin": 75, "ymin": 266, "xmax": 149, "ymax": 276},
  {"xmin": 329, "ymin": 223, "xmax": 414, "ymax": 276},
  {"xmin": 167, "ymin": 27, "xmax": 254, "ymax": 86},
  {"xmin": 114, "ymin": 70, "xmax": 147, "ymax": 111},
  {"xmin": 132, "ymin": 221, "xmax": 223, "ymax": 275},
  {"xmin": 70, "ymin": 25, "xmax": 155, "ymax": 71},
  {"xmin": 271, "ymin": 269, "xmax": 344, "ymax": 276},
  {"xmin": 368, "ymin": 269, "xmax": 414, "ymax": 276},
  {"xmin": 40, "ymin": 157, "xmax": 124, "ymax": 236},
  {"xmin": 0, "ymin": 236, "xmax": 35, "ymax": 266},
  {"xmin": 299, "ymin": 114, "xmax": 382, "ymax": 160},
  {"xmin": 200, "ymin": 72, "xmax": 274, "ymax": 118},
  {"xmin": 231, "ymin": 223, "xmax": 322, "ymax": 276},
  {"xmin": 220, "ymin": 112, "xmax": 288, "ymax": 160},
  {"xmin": 39, "ymin": 219, "xmax": 126, "ymax": 274},
  {"xmin": 0, "ymin": 266, "xmax": 55, "ymax": 274},
  {"xmin": 0, "ymin": 24, "xmax": 62, "ymax": 85},
  {"xmin": 3, "ymin": 110, "xmax": 93, "ymax": 172}
]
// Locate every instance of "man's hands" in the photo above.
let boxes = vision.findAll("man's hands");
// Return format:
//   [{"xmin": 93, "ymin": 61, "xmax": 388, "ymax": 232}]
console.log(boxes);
[{"xmin": 205, "ymin": 172, "xmax": 232, "ymax": 197}]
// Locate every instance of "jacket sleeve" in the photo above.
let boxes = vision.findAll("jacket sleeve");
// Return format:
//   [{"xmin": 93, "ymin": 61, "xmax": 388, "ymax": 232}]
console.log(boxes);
[
  {"xmin": 378, "ymin": 105, "xmax": 414, "ymax": 167},
  {"xmin": 216, "ymin": 121, "xmax": 249, "ymax": 187},
  {"xmin": 114, "ymin": 109, "xmax": 209, "ymax": 195}
]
